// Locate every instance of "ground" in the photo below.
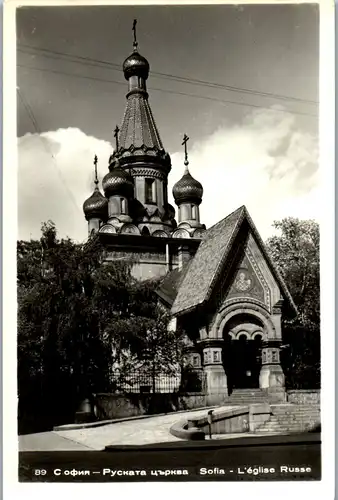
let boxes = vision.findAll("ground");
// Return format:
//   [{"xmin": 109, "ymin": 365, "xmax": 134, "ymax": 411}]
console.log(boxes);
[{"xmin": 19, "ymin": 408, "xmax": 234, "ymax": 451}]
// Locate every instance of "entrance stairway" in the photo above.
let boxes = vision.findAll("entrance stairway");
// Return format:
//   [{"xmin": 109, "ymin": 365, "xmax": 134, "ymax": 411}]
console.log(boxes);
[
  {"xmin": 255, "ymin": 404, "xmax": 321, "ymax": 434},
  {"xmin": 224, "ymin": 388, "xmax": 270, "ymax": 405}
]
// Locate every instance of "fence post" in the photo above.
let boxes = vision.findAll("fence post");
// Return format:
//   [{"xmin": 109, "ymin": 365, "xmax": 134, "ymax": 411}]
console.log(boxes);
[{"xmin": 207, "ymin": 409, "xmax": 214, "ymax": 439}]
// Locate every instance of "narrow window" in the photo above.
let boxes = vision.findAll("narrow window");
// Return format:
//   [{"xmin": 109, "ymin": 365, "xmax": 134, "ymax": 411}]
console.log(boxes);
[
  {"xmin": 191, "ymin": 205, "xmax": 197, "ymax": 220},
  {"xmin": 120, "ymin": 198, "xmax": 126, "ymax": 214},
  {"xmin": 145, "ymin": 179, "xmax": 155, "ymax": 203},
  {"xmin": 192, "ymin": 355, "xmax": 199, "ymax": 367}
]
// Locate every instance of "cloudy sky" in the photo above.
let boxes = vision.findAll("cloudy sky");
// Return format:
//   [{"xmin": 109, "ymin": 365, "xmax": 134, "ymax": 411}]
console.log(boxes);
[{"xmin": 16, "ymin": 3, "xmax": 319, "ymax": 243}]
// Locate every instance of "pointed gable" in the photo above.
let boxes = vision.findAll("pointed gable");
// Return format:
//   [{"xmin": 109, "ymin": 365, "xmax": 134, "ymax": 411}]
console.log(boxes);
[
  {"xmin": 226, "ymin": 253, "xmax": 266, "ymax": 305},
  {"xmin": 171, "ymin": 205, "xmax": 297, "ymax": 317},
  {"xmin": 171, "ymin": 206, "xmax": 245, "ymax": 315}
]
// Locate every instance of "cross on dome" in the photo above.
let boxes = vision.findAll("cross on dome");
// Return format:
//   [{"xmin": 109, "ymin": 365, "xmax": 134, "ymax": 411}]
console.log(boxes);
[
  {"xmin": 182, "ymin": 134, "xmax": 189, "ymax": 166},
  {"xmin": 93, "ymin": 154, "xmax": 98, "ymax": 186},
  {"xmin": 132, "ymin": 19, "xmax": 138, "ymax": 50},
  {"xmin": 114, "ymin": 125, "xmax": 120, "ymax": 151}
]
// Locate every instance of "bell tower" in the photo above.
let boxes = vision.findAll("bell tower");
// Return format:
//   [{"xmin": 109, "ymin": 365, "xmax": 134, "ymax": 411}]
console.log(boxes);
[{"xmin": 110, "ymin": 19, "xmax": 176, "ymax": 234}]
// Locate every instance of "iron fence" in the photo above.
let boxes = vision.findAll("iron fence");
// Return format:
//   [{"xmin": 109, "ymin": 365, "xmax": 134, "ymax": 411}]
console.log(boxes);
[{"xmin": 110, "ymin": 369, "xmax": 205, "ymax": 394}]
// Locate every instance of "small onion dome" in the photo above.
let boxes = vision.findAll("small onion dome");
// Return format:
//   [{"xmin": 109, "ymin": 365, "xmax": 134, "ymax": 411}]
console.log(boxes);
[
  {"xmin": 172, "ymin": 169, "xmax": 203, "ymax": 205},
  {"xmin": 102, "ymin": 167, "xmax": 134, "ymax": 198},
  {"xmin": 83, "ymin": 188, "xmax": 108, "ymax": 221},
  {"xmin": 123, "ymin": 49, "xmax": 150, "ymax": 80}
]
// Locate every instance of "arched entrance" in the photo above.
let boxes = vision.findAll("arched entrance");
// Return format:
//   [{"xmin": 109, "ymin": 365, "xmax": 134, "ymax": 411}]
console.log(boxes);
[{"xmin": 222, "ymin": 313, "xmax": 264, "ymax": 394}]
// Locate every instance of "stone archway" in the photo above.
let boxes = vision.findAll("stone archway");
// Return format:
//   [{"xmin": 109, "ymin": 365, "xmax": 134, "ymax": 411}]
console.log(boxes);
[
  {"xmin": 199, "ymin": 302, "xmax": 285, "ymax": 400},
  {"xmin": 222, "ymin": 313, "xmax": 265, "ymax": 393},
  {"xmin": 211, "ymin": 301, "xmax": 275, "ymax": 340}
]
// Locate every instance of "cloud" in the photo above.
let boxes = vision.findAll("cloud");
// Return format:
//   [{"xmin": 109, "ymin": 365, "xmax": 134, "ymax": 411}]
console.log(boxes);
[
  {"xmin": 168, "ymin": 107, "xmax": 319, "ymax": 240},
  {"xmin": 17, "ymin": 108, "xmax": 318, "ymax": 243},
  {"xmin": 18, "ymin": 128, "xmax": 112, "ymax": 242}
]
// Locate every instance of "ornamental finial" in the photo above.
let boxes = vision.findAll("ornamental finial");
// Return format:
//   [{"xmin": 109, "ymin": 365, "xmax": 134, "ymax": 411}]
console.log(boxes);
[
  {"xmin": 93, "ymin": 154, "xmax": 98, "ymax": 186},
  {"xmin": 132, "ymin": 19, "xmax": 138, "ymax": 50},
  {"xmin": 182, "ymin": 134, "xmax": 189, "ymax": 171}
]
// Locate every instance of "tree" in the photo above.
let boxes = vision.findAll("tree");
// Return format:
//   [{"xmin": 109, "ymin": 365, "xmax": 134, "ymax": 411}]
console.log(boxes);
[
  {"xmin": 17, "ymin": 222, "xmax": 186, "ymax": 432},
  {"xmin": 266, "ymin": 218, "xmax": 320, "ymax": 388},
  {"xmin": 18, "ymin": 222, "xmax": 110, "ymax": 431}
]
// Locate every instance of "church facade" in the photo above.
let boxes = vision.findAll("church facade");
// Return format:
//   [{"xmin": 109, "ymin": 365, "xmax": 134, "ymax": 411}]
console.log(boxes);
[{"xmin": 82, "ymin": 25, "xmax": 296, "ymax": 403}]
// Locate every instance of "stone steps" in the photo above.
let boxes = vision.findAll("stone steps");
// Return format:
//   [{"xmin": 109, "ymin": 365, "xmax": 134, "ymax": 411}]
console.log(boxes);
[
  {"xmin": 224, "ymin": 389, "xmax": 269, "ymax": 406},
  {"xmin": 225, "ymin": 401, "xmax": 269, "ymax": 406},
  {"xmin": 255, "ymin": 404, "xmax": 320, "ymax": 434}
]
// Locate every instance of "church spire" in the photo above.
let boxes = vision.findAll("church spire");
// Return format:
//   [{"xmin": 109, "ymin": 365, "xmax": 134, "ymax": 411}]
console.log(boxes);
[
  {"xmin": 105, "ymin": 21, "xmax": 174, "ymax": 233},
  {"xmin": 117, "ymin": 20, "xmax": 170, "ymax": 173}
]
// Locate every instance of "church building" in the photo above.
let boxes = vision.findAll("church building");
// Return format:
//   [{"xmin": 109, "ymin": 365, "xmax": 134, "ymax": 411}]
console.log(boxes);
[{"xmin": 82, "ymin": 22, "xmax": 297, "ymax": 404}]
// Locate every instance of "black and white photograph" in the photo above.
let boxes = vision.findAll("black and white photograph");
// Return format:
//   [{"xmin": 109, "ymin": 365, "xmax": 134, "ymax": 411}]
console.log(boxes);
[{"xmin": 3, "ymin": 0, "xmax": 335, "ymax": 495}]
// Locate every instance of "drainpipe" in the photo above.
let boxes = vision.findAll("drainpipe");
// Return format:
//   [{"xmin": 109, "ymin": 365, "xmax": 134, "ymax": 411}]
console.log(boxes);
[{"xmin": 166, "ymin": 242, "xmax": 170, "ymax": 272}]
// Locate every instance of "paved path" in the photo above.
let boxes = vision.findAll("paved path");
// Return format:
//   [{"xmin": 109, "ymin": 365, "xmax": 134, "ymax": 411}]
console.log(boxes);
[
  {"xmin": 20, "ymin": 407, "xmax": 238, "ymax": 451},
  {"xmin": 19, "ymin": 431, "xmax": 94, "ymax": 451}
]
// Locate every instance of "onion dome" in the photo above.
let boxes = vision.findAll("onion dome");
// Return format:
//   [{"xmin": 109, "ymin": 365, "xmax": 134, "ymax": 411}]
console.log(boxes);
[
  {"xmin": 172, "ymin": 168, "xmax": 203, "ymax": 205},
  {"xmin": 83, "ymin": 187, "xmax": 108, "ymax": 221},
  {"xmin": 123, "ymin": 49, "xmax": 150, "ymax": 81},
  {"xmin": 102, "ymin": 167, "xmax": 134, "ymax": 198}
]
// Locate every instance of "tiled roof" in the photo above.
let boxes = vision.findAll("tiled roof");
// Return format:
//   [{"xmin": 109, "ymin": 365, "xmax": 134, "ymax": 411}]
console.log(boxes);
[
  {"xmin": 171, "ymin": 205, "xmax": 297, "ymax": 317},
  {"xmin": 171, "ymin": 206, "xmax": 245, "ymax": 316},
  {"xmin": 156, "ymin": 263, "xmax": 191, "ymax": 306},
  {"xmin": 119, "ymin": 93, "xmax": 164, "ymax": 156}
]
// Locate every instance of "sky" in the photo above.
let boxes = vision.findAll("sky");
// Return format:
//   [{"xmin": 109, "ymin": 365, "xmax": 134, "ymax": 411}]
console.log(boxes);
[{"xmin": 16, "ymin": 3, "xmax": 319, "ymax": 243}]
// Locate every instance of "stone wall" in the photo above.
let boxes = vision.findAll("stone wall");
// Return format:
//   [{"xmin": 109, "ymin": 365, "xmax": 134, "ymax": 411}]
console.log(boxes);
[
  {"xmin": 105, "ymin": 249, "xmax": 175, "ymax": 281},
  {"xmin": 199, "ymin": 407, "xmax": 250, "ymax": 434},
  {"xmin": 170, "ymin": 403, "xmax": 272, "ymax": 440},
  {"xmin": 287, "ymin": 390, "xmax": 320, "ymax": 405},
  {"xmin": 94, "ymin": 392, "xmax": 208, "ymax": 420}
]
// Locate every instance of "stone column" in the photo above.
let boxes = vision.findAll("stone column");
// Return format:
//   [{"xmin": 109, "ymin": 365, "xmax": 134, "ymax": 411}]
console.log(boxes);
[
  {"xmin": 88, "ymin": 217, "xmax": 101, "ymax": 236},
  {"xmin": 259, "ymin": 339, "xmax": 286, "ymax": 402},
  {"xmin": 186, "ymin": 348, "xmax": 202, "ymax": 372},
  {"xmin": 201, "ymin": 340, "xmax": 227, "ymax": 405}
]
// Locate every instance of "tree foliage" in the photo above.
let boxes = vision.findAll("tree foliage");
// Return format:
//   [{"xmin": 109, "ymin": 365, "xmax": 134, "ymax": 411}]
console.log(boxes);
[{"xmin": 266, "ymin": 218, "xmax": 320, "ymax": 389}]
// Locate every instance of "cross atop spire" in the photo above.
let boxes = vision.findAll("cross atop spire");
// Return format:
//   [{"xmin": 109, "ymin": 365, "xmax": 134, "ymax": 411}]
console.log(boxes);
[
  {"xmin": 182, "ymin": 134, "xmax": 190, "ymax": 169},
  {"xmin": 114, "ymin": 125, "xmax": 120, "ymax": 151},
  {"xmin": 132, "ymin": 19, "xmax": 138, "ymax": 50},
  {"xmin": 93, "ymin": 154, "xmax": 98, "ymax": 186}
]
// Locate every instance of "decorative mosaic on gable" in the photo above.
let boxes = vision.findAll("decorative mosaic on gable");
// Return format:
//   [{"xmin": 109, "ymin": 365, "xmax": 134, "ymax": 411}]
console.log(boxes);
[{"xmin": 226, "ymin": 252, "xmax": 270, "ymax": 308}]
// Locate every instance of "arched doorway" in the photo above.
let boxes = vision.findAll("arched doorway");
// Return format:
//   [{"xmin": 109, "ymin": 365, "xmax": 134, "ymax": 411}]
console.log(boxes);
[{"xmin": 222, "ymin": 313, "xmax": 264, "ymax": 394}]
